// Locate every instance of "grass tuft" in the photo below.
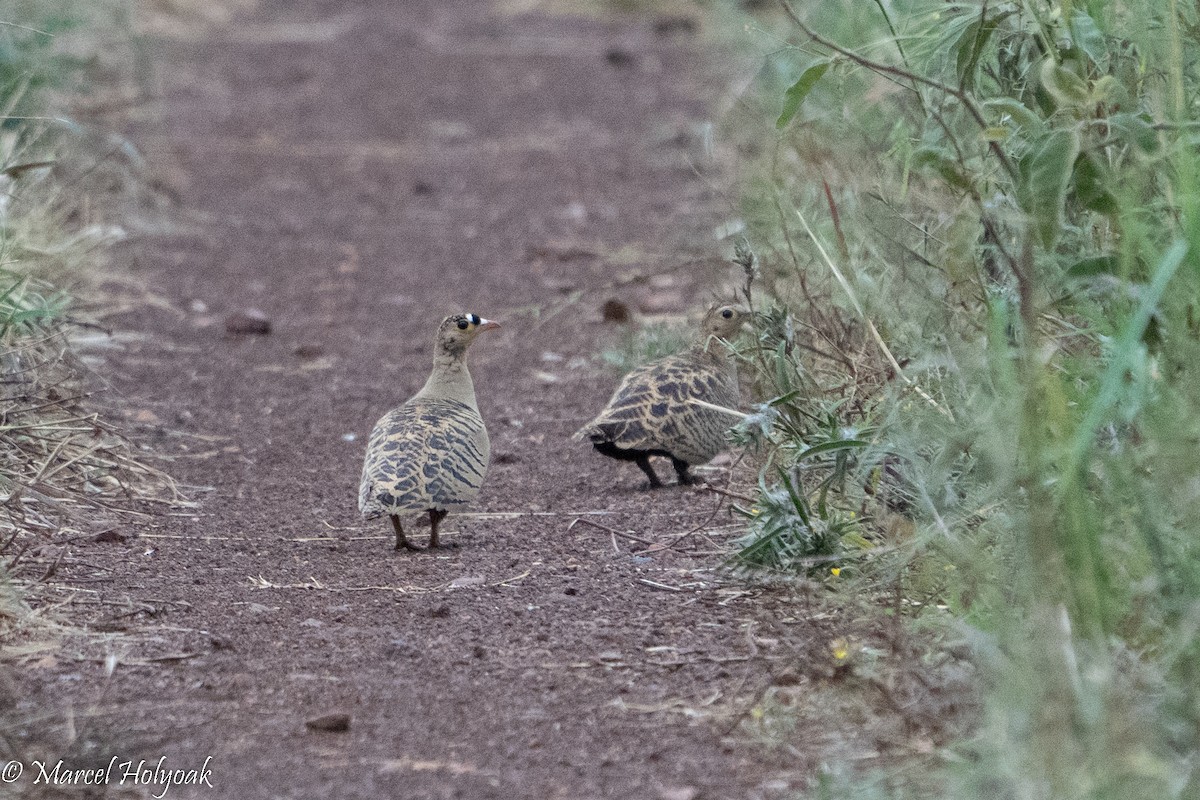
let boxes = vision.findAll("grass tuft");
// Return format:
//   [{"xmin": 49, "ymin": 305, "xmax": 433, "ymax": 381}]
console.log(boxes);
[{"xmin": 708, "ymin": 0, "xmax": 1200, "ymax": 794}]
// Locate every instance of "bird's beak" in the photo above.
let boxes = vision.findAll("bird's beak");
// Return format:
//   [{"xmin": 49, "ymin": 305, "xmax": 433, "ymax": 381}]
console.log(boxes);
[{"xmin": 477, "ymin": 319, "xmax": 501, "ymax": 331}]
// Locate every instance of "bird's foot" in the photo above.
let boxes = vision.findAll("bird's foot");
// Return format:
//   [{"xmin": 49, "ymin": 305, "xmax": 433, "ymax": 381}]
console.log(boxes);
[
  {"xmin": 428, "ymin": 538, "xmax": 460, "ymax": 549},
  {"xmin": 395, "ymin": 540, "xmax": 425, "ymax": 552}
]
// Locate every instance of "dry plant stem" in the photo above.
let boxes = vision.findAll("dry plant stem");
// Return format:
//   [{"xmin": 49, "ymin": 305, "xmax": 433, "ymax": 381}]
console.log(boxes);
[
  {"xmin": 567, "ymin": 517, "xmax": 656, "ymax": 547},
  {"xmin": 821, "ymin": 179, "xmax": 850, "ymax": 262},
  {"xmin": 703, "ymin": 484, "xmax": 758, "ymax": 505},
  {"xmin": 792, "ymin": 203, "xmax": 955, "ymax": 420},
  {"xmin": 687, "ymin": 398, "xmax": 749, "ymax": 420}
]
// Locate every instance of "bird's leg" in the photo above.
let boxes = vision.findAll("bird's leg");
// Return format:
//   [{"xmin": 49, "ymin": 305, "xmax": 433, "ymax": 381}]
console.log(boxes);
[
  {"xmin": 428, "ymin": 508, "xmax": 449, "ymax": 548},
  {"xmin": 391, "ymin": 515, "xmax": 422, "ymax": 551},
  {"xmin": 671, "ymin": 457, "xmax": 696, "ymax": 486},
  {"xmin": 635, "ymin": 455, "xmax": 665, "ymax": 489}
]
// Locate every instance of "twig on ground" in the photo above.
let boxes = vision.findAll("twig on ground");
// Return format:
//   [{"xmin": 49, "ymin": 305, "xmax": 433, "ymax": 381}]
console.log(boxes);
[
  {"xmin": 637, "ymin": 578, "xmax": 683, "ymax": 592},
  {"xmin": 567, "ymin": 517, "xmax": 656, "ymax": 547},
  {"xmin": 703, "ymin": 484, "xmax": 756, "ymax": 504}
]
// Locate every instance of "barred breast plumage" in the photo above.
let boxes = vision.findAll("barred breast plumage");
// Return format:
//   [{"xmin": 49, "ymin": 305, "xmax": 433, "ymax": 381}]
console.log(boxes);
[
  {"xmin": 358, "ymin": 312, "xmax": 499, "ymax": 550},
  {"xmin": 575, "ymin": 304, "xmax": 748, "ymax": 488}
]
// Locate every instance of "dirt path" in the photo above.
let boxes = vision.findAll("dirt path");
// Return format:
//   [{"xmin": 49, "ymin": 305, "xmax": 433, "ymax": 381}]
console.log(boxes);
[{"xmin": 13, "ymin": 1, "xmax": 830, "ymax": 797}]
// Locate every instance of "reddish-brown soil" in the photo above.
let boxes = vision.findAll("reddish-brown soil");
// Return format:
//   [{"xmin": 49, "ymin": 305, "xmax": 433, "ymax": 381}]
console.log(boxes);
[{"xmin": 7, "ymin": 1, "xmax": 857, "ymax": 797}]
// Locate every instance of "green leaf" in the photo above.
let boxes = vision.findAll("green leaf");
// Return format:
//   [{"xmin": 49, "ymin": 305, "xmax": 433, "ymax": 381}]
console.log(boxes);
[
  {"xmin": 1068, "ymin": 10, "xmax": 1108, "ymax": 70},
  {"xmin": 983, "ymin": 97, "xmax": 1044, "ymax": 134},
  {"xmin": 912, "ymin": 146, "xmax": 971, "ymax": 192},
  {"xmin": 954, "ymin": 11, "xmax": 1013, "ymax": 93},
  {"xmin": 767, "ymin": 390, "xmax": 804, "ymax": 407},
  {"xmin": 1066, "ymin": 255, "xmax": 1119, "ymax": 278},
  {"xmin": 1018, "ymin": 128, "xmax": 1081, "ymax": 249},
  {"xmin": 1108, "ymin": 112, "xmax": 1160, "ymax": 154},
  {"xmin": 776, "ymin": 61, "xmax": 830, "ymax": 130},
  {"xmin": 796, "ymin": 439, "xmax": 871, "ymax": 460},
  {"xmin": 1039, "ymin": 58, "xmax": 1090, "ymax": 109},
  {"xmin": 1091, "ymin": 75, "xmax": 1130, "ymax": 111},
  {"xmin": 1073, "ymin": 153, "xmax": 1118, "ymax": 215}
]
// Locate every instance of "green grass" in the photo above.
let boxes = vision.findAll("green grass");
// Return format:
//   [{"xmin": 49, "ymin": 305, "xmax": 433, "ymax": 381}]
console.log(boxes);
[{"xmin": 713, "ymin": 0, "xmax": 1200, "ymax": 796}]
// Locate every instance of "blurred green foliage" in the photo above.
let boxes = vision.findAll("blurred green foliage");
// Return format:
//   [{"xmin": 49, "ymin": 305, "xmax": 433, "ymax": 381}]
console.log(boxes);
[{"xmin": 724, "ymin": 0, "xmax": 1200, "ymax": 796}]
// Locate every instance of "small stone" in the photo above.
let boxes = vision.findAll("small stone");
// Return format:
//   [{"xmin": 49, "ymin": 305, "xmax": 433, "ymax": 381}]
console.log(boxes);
[
  {"xmin": 225, "ymin": 308, "xmax": 271, "ymax": 335},
  {"xmin": 245, "ymin": 602, "xmax": 274, "ymax": 615},
  {"xmin": 774, "ymin": 668, "xmax": 802, "ymax": 687},
  {"xmin": 652, "ymin": 15, "xmax": 698, "ymax": 36},
  {"xmin": 448, "ymin": 576, "xmax": 485, "ymax": 589},
  {"xmin": 93, "ymin": 530, "xmax": 128, "ymax": 544},
  {"xmin": 601, "ymin": 299, "xmax": 631, "ymax": 323},
  {"xmin": 300, "ymin": 618, "xmax": 323, "ymax": 628},
  {"xmin": 131, "ymin": 409, "xmax": 162, "ymax": 425},
  {"xmin": 605, "ymin": 47, "xmax": 636, "ymax": 69},
  {"xmin": 305, "ymin": 712, "xmax": 351, "ymax": 733},
  {"xmin": 659, "ymin": 788, "xmax": 699, "ymax": 800},
  {"xmin": 563, "ymin": 587, "xmax": 578, "ymax": 596}
]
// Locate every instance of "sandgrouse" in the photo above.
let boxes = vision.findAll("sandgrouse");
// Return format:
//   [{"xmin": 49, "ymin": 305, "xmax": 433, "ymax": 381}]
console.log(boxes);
[
  {"xmin": 575, "ymin": 304, "xmax": 748, "ymax": 488},
  {"xmin": 359, "ymin": 313, "xmax": 499, "ymax": 550}
]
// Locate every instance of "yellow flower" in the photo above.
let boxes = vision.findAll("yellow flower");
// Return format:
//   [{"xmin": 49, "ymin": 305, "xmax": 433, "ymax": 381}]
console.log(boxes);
[
  {"xmin": 830, "ymin": 567, "xmax": 841, "ymax": 577},
  {"xmin": 750, "ymin": 508, "xmax": 761, "ymax": 516},
  {"xmin": 830, "ymin": 638, "xmax": 850, "ymax": 661}
]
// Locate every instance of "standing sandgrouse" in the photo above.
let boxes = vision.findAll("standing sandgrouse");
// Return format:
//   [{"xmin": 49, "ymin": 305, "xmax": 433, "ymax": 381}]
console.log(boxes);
[
  {"xmin": 575, "ymin": 304, "xmax": 748, "ymax": 488},
  {"xmin": 359, "ymin": 313, "xmax": 499, "ymax": 550}
]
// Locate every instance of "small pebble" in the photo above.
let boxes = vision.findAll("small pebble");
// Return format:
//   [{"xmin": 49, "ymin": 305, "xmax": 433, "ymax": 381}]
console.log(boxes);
[
  {"xmin": 601, "ymin": 299, "xmax": 631, "ymax": 323},
  {"xmin": 605, "ymin": 47, "xmax": 636, "ymax": 69},
  {"xmin": 305, "ymin": 713, "xmax": 351, "ymax": 733},
  {"xmin": 225, "ymin": 308, "xmax": 271, "ymax": 335}
]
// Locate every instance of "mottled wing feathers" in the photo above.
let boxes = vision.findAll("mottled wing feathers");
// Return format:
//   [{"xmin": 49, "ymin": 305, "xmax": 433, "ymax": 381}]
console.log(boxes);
[
  {"xmin": 576, "ymin": 351, "xmax": 738, "ymax": 465},
  {"xmin": 359, "ymin": 397, "xmax": 490, "ymax": 518}
]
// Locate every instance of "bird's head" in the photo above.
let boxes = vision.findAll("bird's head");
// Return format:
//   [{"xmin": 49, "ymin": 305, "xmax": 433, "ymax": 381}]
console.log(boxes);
[
  {"xmin": 701, "ymin": 304, "xmax": 750, "ymax": 341},
  {"xmin": 436, "ymin": 312, "xmax": 501, "ymax": 358}
]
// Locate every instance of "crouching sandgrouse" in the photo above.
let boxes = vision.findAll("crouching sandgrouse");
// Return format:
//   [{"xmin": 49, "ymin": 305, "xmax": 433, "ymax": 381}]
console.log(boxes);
[
  {"xmin": 359, "ymin": 313, "xmax": 499, "ymax": 550},
  {"xmin": 575, "ymin": 304, "xmax": 748, "ymax": 488}
]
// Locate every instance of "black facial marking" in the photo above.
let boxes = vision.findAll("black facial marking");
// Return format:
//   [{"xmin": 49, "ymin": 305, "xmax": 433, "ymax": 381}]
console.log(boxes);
[{"xmin": 469, "ymin": 313, "xmax": 480, "ymax": 325}]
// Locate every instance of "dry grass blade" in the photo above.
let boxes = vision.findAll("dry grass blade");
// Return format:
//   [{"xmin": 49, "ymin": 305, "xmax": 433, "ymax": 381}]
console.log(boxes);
[{"xmin": 1, "ymin": 312, "xmax": 185, "ymax": 653}]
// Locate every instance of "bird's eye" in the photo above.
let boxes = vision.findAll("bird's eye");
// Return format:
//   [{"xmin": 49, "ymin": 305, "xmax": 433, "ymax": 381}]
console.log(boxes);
[
  {"xmin": 456, "ymin": 319, "xmax": 470, "ymax": 330},
  {"xmin": 721, "ymin": 308, "xmax": 734, "ymax": 319}
]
